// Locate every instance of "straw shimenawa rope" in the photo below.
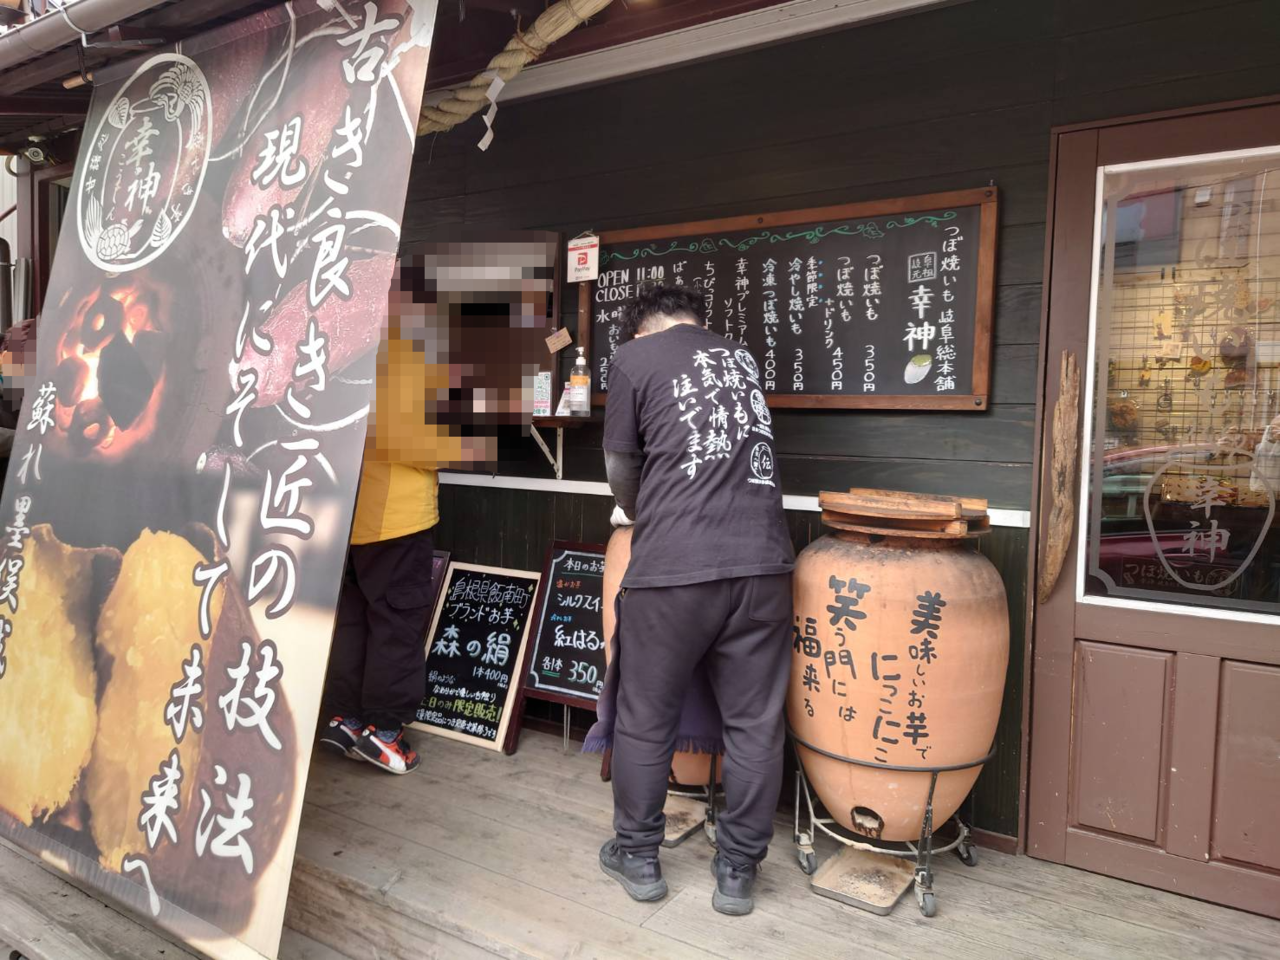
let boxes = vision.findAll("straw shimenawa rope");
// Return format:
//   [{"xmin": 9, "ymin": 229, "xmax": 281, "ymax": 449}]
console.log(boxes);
[{"xmin": 417, "ymin": 0, "xmax": 614, "ymax": 136}]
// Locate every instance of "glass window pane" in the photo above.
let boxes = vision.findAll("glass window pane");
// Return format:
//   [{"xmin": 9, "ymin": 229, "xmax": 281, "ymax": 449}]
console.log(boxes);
[{"xmin": 1085, "ymin": 148, "xmax": 1280, "ymax": 616}]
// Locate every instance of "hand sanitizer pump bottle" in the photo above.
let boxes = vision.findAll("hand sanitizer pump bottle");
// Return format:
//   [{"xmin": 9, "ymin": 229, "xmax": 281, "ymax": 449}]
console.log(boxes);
[{"xmin": 570, "ymin": 347, "xmax": 592, "ymax": 417}]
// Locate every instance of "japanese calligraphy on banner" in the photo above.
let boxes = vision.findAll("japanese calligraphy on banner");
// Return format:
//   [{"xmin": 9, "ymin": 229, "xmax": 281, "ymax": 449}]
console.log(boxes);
[
  {"xmin": 582, "ymin": 188, "xmax": 999, "ymax": 411},
  {"xmin": 0, "ymin": 3, "xmax": 437, "ymax": 958}
]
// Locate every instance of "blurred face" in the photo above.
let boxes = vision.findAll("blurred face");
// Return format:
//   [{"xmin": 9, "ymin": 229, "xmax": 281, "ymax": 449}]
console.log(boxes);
[{"xmin": 387, "ymin": 243, "xmax": 554, "ymax": 446}]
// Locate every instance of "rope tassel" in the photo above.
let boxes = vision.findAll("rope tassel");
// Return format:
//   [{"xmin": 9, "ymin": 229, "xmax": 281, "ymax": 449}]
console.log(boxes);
[{"xmin": 418, "ymin": 0, "xmax": 614, "ymax": 138}]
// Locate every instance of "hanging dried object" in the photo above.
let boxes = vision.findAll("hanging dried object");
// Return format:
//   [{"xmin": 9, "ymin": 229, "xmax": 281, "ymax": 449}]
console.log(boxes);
[
  {"xmin": 1224, "ymin": 366, "xmax": 1250, "ymax": 390},
  {"xmin": 1155, "ymin": 419, "xmax": 1179, "ymax": 443},
  {"xmin": 1152, "ymin": 311, "xmax": 1172, "ymax": 340},
  {"xmin": 1186, "ymin": 355, "xmax": 1212, "ymax": 380},
  {"xmin": 1218, "ymin": 325, "xmax": 1253, "ymax": 366},
  {"xmin": 418, "ymin": 0, "xmax": 615, "ymax": 136},
  {"xmin": 1234, "ymin": 280, "xmax": 1252, "ymax": 313},
  {"xmin": 1107, "ymin": 397, "xmax": 1140, "ymax": 434}
]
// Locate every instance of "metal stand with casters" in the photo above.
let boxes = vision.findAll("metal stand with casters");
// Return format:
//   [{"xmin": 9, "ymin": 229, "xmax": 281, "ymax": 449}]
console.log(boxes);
[
  {"xmin": 790, "ymin": 733, "xmax": 993, "ymax": 917},
  {"xmin": 662, "ymin": 754, "xmax": 722, "ymax": 848}
]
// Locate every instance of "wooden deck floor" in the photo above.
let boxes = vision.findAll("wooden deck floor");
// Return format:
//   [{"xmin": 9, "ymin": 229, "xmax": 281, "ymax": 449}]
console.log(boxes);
[{"xmin": 286, "ymin": 729, "xmax": 1280, "ymax": 960}]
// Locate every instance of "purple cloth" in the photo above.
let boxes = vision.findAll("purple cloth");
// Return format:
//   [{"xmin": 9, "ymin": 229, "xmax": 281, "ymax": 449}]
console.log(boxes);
[{"xmin": 583, "ymin": 595, "xmax": 725, "ymax": 759}]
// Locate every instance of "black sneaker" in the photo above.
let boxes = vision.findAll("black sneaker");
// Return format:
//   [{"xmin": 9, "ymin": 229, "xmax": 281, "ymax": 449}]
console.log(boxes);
[
  {"xmin": 710, "ymin": 854, "xmax": 757, "ymax": 916},
  {"xmin": 355, "ymin": 727, "xmax": 422, "ymax": 775},
  {"xmin": 318, "ymin": 716, "xmax": 365, "ymax": 759},
  {"xmin": 599, "ymin": 839, "xmax": 668, "ymax": 902}
]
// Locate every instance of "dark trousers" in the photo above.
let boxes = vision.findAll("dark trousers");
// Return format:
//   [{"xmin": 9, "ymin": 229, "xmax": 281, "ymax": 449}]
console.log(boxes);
[
  {"xmin": 322, "ymin": 527, "xmax": 436, "ymax": 731},
  {"xmin": 611, "ymin": 573, "xmax": 792, "ymax": 867}
]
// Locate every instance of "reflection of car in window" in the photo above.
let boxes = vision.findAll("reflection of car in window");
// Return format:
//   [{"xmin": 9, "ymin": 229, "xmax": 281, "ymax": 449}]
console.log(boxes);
[{"xmin": 1093, "ymin": 439, "xmax": 1276, "ymax": 603}]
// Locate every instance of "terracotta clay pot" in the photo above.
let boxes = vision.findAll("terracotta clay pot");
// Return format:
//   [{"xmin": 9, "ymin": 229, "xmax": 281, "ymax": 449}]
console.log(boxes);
[
  {"xmin": 603, "ymin": 526, "xmax": 721, "ymax": 787},
  {"xmin": 789, "ymin": 528, "xmax": 1008, "ymax": 842}
]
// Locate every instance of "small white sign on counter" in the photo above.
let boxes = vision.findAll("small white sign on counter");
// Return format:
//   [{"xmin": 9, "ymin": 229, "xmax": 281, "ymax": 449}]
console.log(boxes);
[
  {"xmin": 554, "ymin": 383, "xmax": 573, "ymax": 417},
  {"xmin": 567, "ymin": 233, "xmax": 600, "ymax": 283},
  {"xmin": 533, "ymin": 371, "xmax": 552, "ymax": 418}
]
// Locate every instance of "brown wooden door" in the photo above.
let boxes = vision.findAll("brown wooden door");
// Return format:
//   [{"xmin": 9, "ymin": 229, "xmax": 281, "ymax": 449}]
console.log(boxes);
[{"xmin": 1028, "ymin": 100, "xmax": 1280, "ymax": 919}]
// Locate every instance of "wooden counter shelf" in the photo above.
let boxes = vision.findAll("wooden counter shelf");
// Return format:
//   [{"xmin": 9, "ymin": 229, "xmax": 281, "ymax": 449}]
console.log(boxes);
[{"xmin": 530, "ymin": 415, "xmax": 591, "ymax": 428}]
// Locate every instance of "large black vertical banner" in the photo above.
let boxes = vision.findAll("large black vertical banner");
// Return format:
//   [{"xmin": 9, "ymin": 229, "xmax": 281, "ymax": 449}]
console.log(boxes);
[{"xmin": 0, "ymin": 3, "xmax": 437, "ymax": 957}]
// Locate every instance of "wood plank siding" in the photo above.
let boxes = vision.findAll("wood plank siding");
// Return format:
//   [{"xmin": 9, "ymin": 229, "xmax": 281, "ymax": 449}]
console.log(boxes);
[{"xmin": 404, "ymin": 0, "xmax": 1280, "ymax": 839}]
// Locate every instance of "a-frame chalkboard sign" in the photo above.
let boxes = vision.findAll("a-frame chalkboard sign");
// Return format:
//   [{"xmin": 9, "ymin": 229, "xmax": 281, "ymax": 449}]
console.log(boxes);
[
  {"xmin": 576, "ymin": 187, "xmax": 998, "ymax": 411},
  {"xmin": 411, "ymin": 561, "xmax": 541, "ymax": 754},
  {"xmin": 509, "ymin": 541, "xmax": 608, "ymax": 751}
]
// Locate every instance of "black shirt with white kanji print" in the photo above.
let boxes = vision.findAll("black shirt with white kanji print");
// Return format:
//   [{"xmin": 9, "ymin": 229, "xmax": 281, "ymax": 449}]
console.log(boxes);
[{"xmin": 604, "ymin": 323, "xmax": 795, "ymax": 589}]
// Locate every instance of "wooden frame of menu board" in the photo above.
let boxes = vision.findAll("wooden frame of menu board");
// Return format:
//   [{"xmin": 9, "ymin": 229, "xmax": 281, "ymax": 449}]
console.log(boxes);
[
  {"xmin": 429, "ymin": 549, "xmax": 451, "ymax": 611},
  {"xmin": 512, "ymin": 541, "xmax": 610, "ymax": 724},
  {"xmin": 411, "ymin": 561, "xmax": 540, "ymax": 755},
  {"xmin": 576, "ymin": 186, "xmax": 999, "ymax": 411}
]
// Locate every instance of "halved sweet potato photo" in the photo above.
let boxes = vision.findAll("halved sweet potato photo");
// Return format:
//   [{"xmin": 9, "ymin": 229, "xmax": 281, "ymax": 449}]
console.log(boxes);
[
  {"xmin": 0, "ymin": 526, "xmax": 121, "ymax": 826},
  {"xmin": 83, "ymin": 522, "xmax": 297, "ymax": 933}
]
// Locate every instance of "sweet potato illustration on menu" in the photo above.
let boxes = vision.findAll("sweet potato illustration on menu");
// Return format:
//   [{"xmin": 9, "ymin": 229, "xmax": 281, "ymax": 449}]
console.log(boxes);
[{"xmin": 0, "ymin": 526, "xmax": 120, "ymax": 825}]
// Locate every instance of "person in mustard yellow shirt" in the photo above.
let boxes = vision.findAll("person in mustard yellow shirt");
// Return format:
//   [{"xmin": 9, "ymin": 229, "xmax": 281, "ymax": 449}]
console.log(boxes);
[{"xmin": 319, "ymin": 290, "xmax": 467, "ymax": 775}]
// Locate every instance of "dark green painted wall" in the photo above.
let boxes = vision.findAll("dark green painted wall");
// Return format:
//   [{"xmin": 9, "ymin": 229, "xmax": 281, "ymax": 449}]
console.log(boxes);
[
  {"xmin": 434, "ymin": 483, "xmax": 1027, "ymax": 836},
  {"xmin": 412, "ymin": 0, "xmax": 1280, "ymax": 838}
]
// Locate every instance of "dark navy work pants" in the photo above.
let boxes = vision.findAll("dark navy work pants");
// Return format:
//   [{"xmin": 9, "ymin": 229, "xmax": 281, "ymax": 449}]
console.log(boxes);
[
  {"xmin": 322, "ymin": 527, "xmax": 436, "ymax": 731},
  {"xmin": 610, "ymin": 573, "xmax": 793, "ymax": 867}
]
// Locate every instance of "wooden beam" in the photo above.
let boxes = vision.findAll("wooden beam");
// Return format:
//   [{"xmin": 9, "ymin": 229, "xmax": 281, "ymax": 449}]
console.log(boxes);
[
  {"xmin": 548, "ymin": 0, "xmax": 802, "ymax": 58},
  {"xmin": 471, "ymin": 0, "xmax": 954, "ymax": 103},
  {"xmin": 0, "ymin": 95, "xmax": 89, "ymax": 116},
  {"xmin": 0, "ymin": 0, "xmax": 277, "ymax": 95},
  {"xmin": 0, "ymin": 47, "xmax": 88, "ymax": 95},
  {"xmin": 134, "ymin": 0, "xmax": 276, "ymax": 29},
  {"xmin": 458, "ymin": 0, "xmax": 546, "ymax": 13}
]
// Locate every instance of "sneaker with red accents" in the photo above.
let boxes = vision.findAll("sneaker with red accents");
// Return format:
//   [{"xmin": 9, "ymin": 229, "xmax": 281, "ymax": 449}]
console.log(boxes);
[
  {"xmin": 355, "ymin": 727, "xmax": 421, "ymax": 775},
  {"xmin": 318, "ymin": 716, "xmax": 365, "ymax": 759}
]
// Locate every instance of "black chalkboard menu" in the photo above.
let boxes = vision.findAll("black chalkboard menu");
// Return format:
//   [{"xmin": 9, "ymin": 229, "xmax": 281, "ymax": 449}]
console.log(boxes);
[
  {"xmin": 577, "ymin": 187, "xmax": 998, "ymax": 411},
  {"xmin": 411, "ymin": 562, "xmax": 540, "ymax": 754},
  {"xmin": 518, "ymin": 542, "xmax": 608, "ymax": 712}
]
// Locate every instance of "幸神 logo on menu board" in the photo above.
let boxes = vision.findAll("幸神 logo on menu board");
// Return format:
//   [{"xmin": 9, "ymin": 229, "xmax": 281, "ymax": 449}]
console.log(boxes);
[
  {"xmin": 0, "ymin": 3, "xmax": 437, "ymax": 958},
  {"xmin": 586, "ymin": 189, "xmax": 999, "ymax": 411}
]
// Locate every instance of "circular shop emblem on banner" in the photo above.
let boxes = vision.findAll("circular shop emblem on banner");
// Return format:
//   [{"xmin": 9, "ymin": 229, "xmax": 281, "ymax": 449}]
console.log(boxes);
[{"xmin": 78, "ymin": 54, "xmax": 211, "ymax": 272}]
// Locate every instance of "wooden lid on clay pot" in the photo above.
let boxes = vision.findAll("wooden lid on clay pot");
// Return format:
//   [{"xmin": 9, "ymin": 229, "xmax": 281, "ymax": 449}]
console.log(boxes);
[{"xmin": 818, "ymin": 488, "xmax": 991, "ymax": 539}]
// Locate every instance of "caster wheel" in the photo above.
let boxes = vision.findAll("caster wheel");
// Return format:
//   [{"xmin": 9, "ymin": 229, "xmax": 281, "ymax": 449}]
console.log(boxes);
[
  {"xmin": 704, "ymin": 821, "xmax": 717, "ymax": 847},
  {"xmin": 798, "ymin": 850, "xmax": 817, "ymax": 876},
  {"xmin": 917, "ymin": 890, "xmax": 937, "ymax": 918},
  {"xmin": 956, "ymin": 844, "xmax": 978, "ymax": 867}
]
